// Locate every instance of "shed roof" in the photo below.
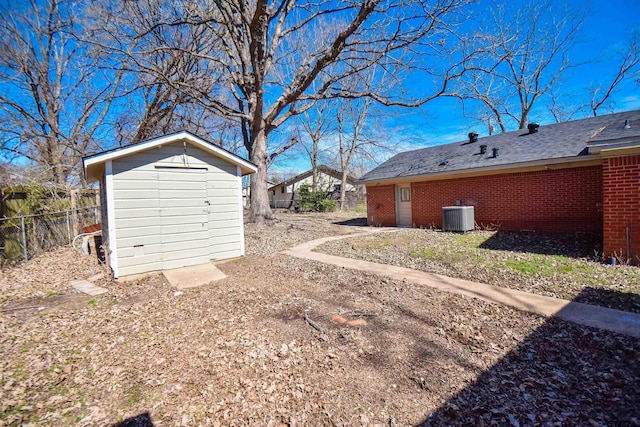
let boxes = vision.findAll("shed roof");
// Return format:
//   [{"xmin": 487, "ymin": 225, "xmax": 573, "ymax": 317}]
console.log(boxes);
[
  {"xmin": 83, "ymin": 131, "xmax": 257, "ymax": 182},
  {"xmin": 359, "ymin": 110, "xmax": 640, "ymax": 184}
]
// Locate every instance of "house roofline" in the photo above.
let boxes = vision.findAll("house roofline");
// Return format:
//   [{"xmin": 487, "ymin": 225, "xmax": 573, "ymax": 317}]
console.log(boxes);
[
  {"xmin": 83, "ymin": 131, "xmax": 257, "ymax": 182},
  {"xmin": 359, "ymin": 155, "xmax": 603, "ymax": 186},
  {"xmin": 268, "ymin": 165, "xmax": 357, "ymax": 190}
]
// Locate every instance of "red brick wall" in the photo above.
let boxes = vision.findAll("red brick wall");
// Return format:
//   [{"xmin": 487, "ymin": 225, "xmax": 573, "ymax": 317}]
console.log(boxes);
[
  {"xmin": 410, "ymin": 166, "xmax": 603, "ymax": 233},
  {"xmin": 603, "ymin": 155, "xmax": 640, "ymax": 265},
  {"xmin": 366, "ymin": 184, "xmax": 396, "ymax": 226}
]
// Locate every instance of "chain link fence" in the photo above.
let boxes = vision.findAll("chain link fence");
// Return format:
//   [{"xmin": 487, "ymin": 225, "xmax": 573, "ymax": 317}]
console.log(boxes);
[{"xmin": 0, "ymin": 205, "xmax": 101, "ymax": 265}]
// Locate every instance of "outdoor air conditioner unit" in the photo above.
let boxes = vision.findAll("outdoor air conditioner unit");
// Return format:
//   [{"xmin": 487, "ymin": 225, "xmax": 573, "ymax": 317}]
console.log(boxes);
[{"xmin": 442, "ymin": 206, "xmax": 474, "ymax": 232}]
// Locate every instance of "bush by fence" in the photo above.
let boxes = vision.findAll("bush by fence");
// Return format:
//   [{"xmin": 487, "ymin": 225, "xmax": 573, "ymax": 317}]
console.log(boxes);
[
  {"xmin": 0, "ymin": 205, "xmax": 100, "ymax": 265},
  {"xmin": 1, "ymin": 186, "xmax": 98, "ymax": 218}
]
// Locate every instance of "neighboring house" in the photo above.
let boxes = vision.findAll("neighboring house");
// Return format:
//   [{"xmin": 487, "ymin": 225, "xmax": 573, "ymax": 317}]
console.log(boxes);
[
  {"xmin": 359, "ymin": 110, "xmax": 640, "ymax": 265},
  {"xmin": 268, "ymin": 165, "xmax": 363, "ymax": 209},
  {"xmin": 83, "ymin": 131, "xmax": 257, "ymax": 278},
  {"xmin": 243, "ymin": 180, "xmax": 276, "ymax": 207}
]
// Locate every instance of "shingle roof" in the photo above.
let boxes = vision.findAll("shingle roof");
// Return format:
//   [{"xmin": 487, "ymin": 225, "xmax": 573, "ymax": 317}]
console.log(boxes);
[
  {"xmin": 269, "ymin": 165, "xmax": 356, "ymax": 189},
  {"xmin": 359, "ymin": 110, "xmax": 640, "ymax": 183}
]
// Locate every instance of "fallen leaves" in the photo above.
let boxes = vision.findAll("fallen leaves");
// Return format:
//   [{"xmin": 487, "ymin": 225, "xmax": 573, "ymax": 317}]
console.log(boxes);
[{"xmin": 0, "ymin": 212, "xmax": 638, "ymax": 426}]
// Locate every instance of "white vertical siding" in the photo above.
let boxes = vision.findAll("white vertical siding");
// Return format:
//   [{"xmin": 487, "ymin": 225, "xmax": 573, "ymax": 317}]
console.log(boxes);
[{"xmin": 110, "ymin": 141, "xmax": 243, "ymax": 277}]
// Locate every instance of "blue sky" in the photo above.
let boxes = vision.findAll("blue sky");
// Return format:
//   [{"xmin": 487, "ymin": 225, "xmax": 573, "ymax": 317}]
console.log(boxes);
[{"xmin": 271, "ymin": 0, "xmax": 640, "ymax": 175}]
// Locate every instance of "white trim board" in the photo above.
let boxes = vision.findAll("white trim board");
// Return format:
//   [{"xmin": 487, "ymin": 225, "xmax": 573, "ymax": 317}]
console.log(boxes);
[
  {"xmin": 105, "ymin": 160, "xmax": 119, "ymax": 278},
  {"xmin": 83, "ymin": 131, "xmax": 257, "ymax": 183},
  {"xmin": 237, "ymin": 166, "xmax": 245, "ymax": 256}
]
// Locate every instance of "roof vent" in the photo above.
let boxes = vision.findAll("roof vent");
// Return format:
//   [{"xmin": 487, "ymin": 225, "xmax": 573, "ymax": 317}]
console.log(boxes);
[
  {"xmin": 438, "ymin": 160, "xmax": 449, "ymax": 166},
  {"xmin": 624, "ymin": 119, "xmax": 631, "ymax": 129},
  {"xmin": 479, "ymin": 144, "xmax": 487, "ymax": 154},
  {"xmin": 528, "ymin": 123, "xmax": 540, "ymax": 133},
  {"xmin": 492, "ymin": 147, "xmax": 499, "ymax": 158},
  {"xmin": 468, "ymin": 132, "xmax": 479, "ymax": 143}
]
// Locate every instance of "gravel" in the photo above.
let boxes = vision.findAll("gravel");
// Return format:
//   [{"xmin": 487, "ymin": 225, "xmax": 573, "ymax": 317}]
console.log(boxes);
[{"xmin": 1, "ymin": 212, "xmax": 638, "ymax": 426}]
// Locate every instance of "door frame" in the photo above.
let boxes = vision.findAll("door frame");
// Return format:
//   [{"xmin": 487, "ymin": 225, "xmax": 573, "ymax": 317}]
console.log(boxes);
[
  {"xmin": 395, "ymin": 184, "xmax": 412, "ymax": 227},
  {"xmin": 155, "ymin": 166, "xmax": 210, "ymax": 269}
]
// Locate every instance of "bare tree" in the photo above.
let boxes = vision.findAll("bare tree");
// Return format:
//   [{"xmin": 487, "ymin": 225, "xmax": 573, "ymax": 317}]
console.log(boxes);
[
  {"xmin": 127, "ymin": 0, "xmax": 471, "ymax": 223},
  {"xmin": 294, "ymin": 100, "xmax": 335, "ymax": 191},
  {"xmin": 334, "ymin": 74, "xmax": 395, "ymax": 210},
  {"xmin": 456, "ymin": 0, "xmax": 585, "ymax": 131},
  {"xmin": 0, "ymin": 0, "xmax": 123, "ymax": 185},
  {"xmin": 590, "ymin": 33, "xmax": 640, "ymax": 117},
  {"xmin": 89, "ymin": 0, "xmax": 237, "ymax": 148}
]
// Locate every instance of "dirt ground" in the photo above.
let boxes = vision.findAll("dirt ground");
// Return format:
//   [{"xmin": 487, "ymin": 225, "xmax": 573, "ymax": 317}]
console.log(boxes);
[{"xmin": 1, "ymin": 212, "xmax": 639, "ymax": 426}]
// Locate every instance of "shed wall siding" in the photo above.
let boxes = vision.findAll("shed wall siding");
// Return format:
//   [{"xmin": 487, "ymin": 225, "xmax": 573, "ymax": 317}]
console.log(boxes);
[
  {"xmin": 603, "ymin": 154, "xmax": 640, "ymax": 265},
  {"xmin": 408, "ymin": 166, "xmax": 603, "ymax": 232},
  {"xmin": 111, "ymin": 142, "xmax": 243, "ymax": 276}
]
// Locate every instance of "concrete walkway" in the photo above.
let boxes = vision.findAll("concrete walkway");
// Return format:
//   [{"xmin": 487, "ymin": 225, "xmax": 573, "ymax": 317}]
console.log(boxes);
[{"xmin": 283, "ymin": 229, "xmax": 640, "ymax": 339}]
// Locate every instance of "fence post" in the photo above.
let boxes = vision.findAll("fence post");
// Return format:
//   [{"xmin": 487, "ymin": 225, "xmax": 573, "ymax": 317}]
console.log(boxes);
[
  {"xmin": 66, "ymin": 210, "xmax": 72, "ymax": 245},
  {"xmin": 70, "ymin": 189, "xmax": 79, "ymax": 237},
  {"xmin": 20, "ymin": 216, "xmax": 27, "ymax": 262}
]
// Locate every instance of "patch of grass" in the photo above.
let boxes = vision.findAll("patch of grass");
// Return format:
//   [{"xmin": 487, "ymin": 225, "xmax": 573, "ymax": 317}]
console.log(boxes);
[
  {"xmin": 410, "ymin": 248, "xmax": 439, "ymax": 260},
  {"xmin": 501, "ymin": 255, "xmax": 584, "ymax": 277},
  {"xmin": 626, "ymin": 270, "xmax": 640, "ymax": 280},
  {"xmin": 87, "ymin": 299, "xmax": 97, "ymax": 307},
  {"xmin": 12, "ymin": 362, "xmax": 29, "ymax": 380},
  {"xmin": 0, "ymin": 404, "xmax": 38, "ymax": 422},
  {"xmin": 410, "ymin": 247, "xmax": 473, "ymax": 264},
  {"xmin": 451, "ymin": 233, "xmax": 489, "ymax": 248},
  {"xmin": 75, "ymin": 412, "xmax": 89, "ymax": 423},
  {"xmin": 503, "ymin": 259, "xmax": 540, "ymax": 276},
  {"xmin": 355, "ymin": 237, "xmax": 392, "ymax": 250},
  {"xmin": 48, "ymin": 364, "xmax": 63, "ymax": 374},
  {"xmin": 126, "ymin": 384, "xmax": 143, "ymax": 407},
  {"xmin": 320, "ymin": 228, "xmax": 640, "ymax": 312}
]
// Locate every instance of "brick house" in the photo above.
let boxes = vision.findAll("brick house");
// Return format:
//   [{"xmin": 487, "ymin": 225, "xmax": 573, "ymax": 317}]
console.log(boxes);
[{"xmin": 359, "ymin": 110, "xmax": 640, "ymax": 264}]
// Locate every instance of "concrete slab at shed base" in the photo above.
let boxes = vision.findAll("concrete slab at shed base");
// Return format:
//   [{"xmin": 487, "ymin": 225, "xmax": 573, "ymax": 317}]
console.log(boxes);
[
  {"xmin": 71, "ymin": 280, "xmax": 108, "ymax": 296},
  {"xmin": 163, "ymin": 263, "xmax": 227, "ymax": 289}
]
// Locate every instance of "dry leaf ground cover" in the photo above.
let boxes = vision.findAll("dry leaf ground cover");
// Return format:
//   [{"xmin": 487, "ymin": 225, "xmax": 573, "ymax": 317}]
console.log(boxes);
[
  {"xmin": 318, "ymin": 228, "xmax": 640, "ymax": 313},
  {"xmin": 1, "ymin": 212, "xmax": 639, "ymax": 426}
]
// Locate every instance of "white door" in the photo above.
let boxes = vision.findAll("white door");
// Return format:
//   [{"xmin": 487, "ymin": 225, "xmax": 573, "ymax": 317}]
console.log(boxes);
[
  {"xmin": 396, "ymin": 185, "xmax": 412, "ymax": 227},
  {"xmin": 157, "ymin": 168, "xmax": 210, "ymax": 270}
]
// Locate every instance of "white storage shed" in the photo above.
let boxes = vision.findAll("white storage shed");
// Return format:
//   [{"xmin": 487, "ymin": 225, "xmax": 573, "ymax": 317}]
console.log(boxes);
[{"xmin": 83, "ymin": 131, "xmax": 257, "ymax": 278}]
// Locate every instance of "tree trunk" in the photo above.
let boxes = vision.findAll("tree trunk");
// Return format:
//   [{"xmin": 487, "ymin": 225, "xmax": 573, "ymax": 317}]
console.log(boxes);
[
  {"xmin": 340, "ymin": 169, "xmax": 348, "ymax": 211},
  {"xmin": 518, "ymin": 111, "xmax": 529, "ymax": 130},
  {"xmin": 248, "ymin": 129, "xmax": 275, "ymax": 224},
  {"xmin": 311, "ymin": 157, "xmax": 318, "ymax": 191},
  {"xmin": 47, "ymin": 137, "xmax": 67, "ymax": 185}
]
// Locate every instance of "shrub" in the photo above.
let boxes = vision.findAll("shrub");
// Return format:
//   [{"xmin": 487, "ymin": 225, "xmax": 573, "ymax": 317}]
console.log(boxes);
[
  {"xmin": 297, "ymin": 184, "xmax": 336, "ymax": 212},
  {"xmin": 355, "ymin": 203, "xmax": 367, "ymax": 213},
  {"xmin": 317, "ymin": 199, "xmax": 337, "ymax": 212}
]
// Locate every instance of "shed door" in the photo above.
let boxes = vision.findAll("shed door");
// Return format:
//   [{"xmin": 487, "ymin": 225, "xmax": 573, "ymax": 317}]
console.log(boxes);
[
  {"xmin": 157, "ymin": 167, "xmax": 210, "ymax": 270},
  {"xmin": 396, "ymin": 185, "xmax": 412, "ymax": 227}
]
